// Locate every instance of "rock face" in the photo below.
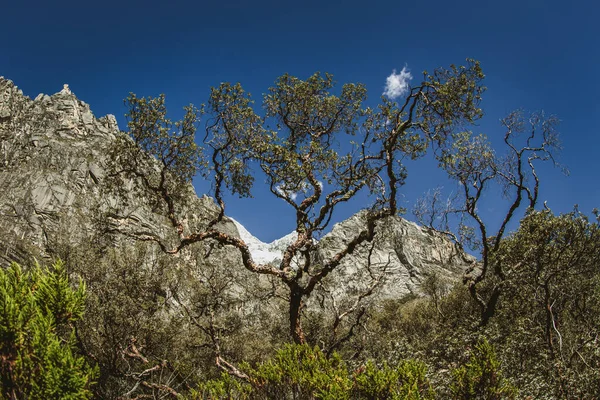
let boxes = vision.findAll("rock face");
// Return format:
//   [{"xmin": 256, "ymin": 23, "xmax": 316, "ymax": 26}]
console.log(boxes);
[
  {"xmin": 313, "ymin": 211, "xmax": 474, "ymax": 301},
  {"xmin": 0, "ymin": 77, "xmax": 116, "ymax": 264},
  {"xmin": 0, "ymin": 77, "xmax": 237, "ymax": 267},
  {"xmin": 0, "ymin": 76, "xmax": 473, "ymax": 302}
]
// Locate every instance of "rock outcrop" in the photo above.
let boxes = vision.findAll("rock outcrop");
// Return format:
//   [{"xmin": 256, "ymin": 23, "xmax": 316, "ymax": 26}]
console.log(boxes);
[
  {"xmin": 0, "ymin": 77, "xmax": 237, "ymax": 267},
  {"xmin": 313, "ymin": 211, "xmax": 474, "ymax": 301}
]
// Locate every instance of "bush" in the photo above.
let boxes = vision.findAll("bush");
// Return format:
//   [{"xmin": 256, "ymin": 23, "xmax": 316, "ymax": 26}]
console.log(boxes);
[
  {"xmin": 450, "ymin": 338, "xmax": 517, "ymax": 400},
  {"xmin": 0, "ymin": 260, "xmax": 97, "ymax": 399},
  {"xmin": 191, "ymin": 344, "xmax": 433, "ymax": 399},
  {"xmin": 352, "ymin": 359, "xmax": 434, "ymax": 399}
]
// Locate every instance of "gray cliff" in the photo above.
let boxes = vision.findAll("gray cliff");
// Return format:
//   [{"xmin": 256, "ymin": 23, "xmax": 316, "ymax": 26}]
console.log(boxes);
[
  {"xmin": 0, "ymin": 78, "xmax": 238, "ymax": 267},
  {"xmin": 312, "ymin": 211, "xmax": 474, "ymax": 304}
]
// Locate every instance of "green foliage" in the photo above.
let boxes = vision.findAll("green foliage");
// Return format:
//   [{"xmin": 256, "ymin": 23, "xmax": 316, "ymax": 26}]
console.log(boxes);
[
  {"xmin": 192, "ymin": 372, "xmax": 251, "ymax": 399},
  {"xmin": 420, "ymin": 59, "xmax": 485, "ymax": 139},
  {"xmin": 107, "ymin": 93, "xmax": 204, "ymax": 217},
  {"xmin": 489, "ymin": 209, "xmax": 600, "ymax": 397},
  {"xmin": 57, "ymin": 234, "xmax": 281, "ymax": 398},
  {"xmin": 124, "ymin": 92, "xmax": 204, "ymax": 184},
  {"xmin": 0, "ymin": 260, "xmax": 97, "ymax": 399},
  {"xmin": 205, "ymin": 62, "xmax": 486, "ymax": 209},
  {"xmin": 450, "ymin": 339, "xmax": 517, "ymax": 399},
  {"xmin": 190, "ymin": 344, "xmax": 433, "ymax": 400},
  {"xmin": 356, "ymin": 210, "xmax": 600, "ymax": 398},
  {"xmin": 206, "ymin": 72, "xmax": 379, "ymax": 203},
  {"xmin": 352, "ymin": 360, "xmax": 434, "ymax": 399},
  {"xmin": 70, "ymin": 243, "xmax": 213, "ymax": 398},
  {"xmin": 243, "ymin": 344, "xmax": 352, "ymax": 399}
]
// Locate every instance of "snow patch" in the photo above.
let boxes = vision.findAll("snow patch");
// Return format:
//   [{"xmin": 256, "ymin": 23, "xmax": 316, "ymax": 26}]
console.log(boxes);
[{"xmin": 229, "ymin": 218, "xmax": 300, "ymax": 265}]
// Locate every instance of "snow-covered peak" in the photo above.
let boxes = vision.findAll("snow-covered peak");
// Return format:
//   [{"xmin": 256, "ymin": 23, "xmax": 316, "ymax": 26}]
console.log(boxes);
[
  {"xmin": 230, "ymin": 218, "xmax": 266, "ymax": 248},
  {"xmin": 229, "ymin": 218, "xmax": 300, "ymax": 265}
]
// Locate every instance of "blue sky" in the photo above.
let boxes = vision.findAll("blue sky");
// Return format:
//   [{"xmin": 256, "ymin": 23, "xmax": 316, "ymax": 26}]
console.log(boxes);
[{"xmin": 2, "ymin": 0, "xmax": 598, "ymax": 242}]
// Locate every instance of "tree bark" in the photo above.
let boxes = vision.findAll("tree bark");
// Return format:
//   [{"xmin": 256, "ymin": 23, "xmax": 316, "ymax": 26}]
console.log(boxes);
[{"xmin": 289, "ymin": 285, "xmax": 306, "ymax": 344}]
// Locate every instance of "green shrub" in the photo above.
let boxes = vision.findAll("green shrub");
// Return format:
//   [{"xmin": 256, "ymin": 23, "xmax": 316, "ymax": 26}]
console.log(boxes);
[
  {"xmin": 0, "ymin": 260, "xmax": 97, "ymax": 399},
  {"xmin": 190, "ymin": 344, "xmax": 433, "ymax": 399},
  {"xmin": 245, "ymin": 344, "xmax": 351, "ymax": 399},
  {"xmin": 450, "ymin": 338, "xmax": 517, "ymax": 400},
  {"xmin": 352, "ymin": 359, "xmax": 434, "ymax": 399},
  {"xmin": 192, "ymin": 372, "xmax": 251, "ymax": 399}
]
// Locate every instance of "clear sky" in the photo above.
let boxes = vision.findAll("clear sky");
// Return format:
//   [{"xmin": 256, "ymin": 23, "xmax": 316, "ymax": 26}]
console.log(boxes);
[{"xmin": 2, "ymin": 0, "xmax": 598, "ymax": 242}]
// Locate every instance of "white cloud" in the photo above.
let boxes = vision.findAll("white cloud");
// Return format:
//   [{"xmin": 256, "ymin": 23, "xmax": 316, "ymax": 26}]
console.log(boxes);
[
  {"xmin": 276, "ymin": 181, "xmax": 323, "ymax": 201},
  {"xmin": 276, "ymin": 185, "xmax": 298, "ymax": 201},
  {"xmin": 383, "ymin": 66, "xmax": 412, "ymax": 99}
]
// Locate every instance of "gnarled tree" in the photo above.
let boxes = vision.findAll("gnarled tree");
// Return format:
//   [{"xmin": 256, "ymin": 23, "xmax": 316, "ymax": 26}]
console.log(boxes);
[
  {"xmin": 416, "ymin": 110, "xmax": 564, "ymax": 324},
  {"xmin": 111, "ymin": 59, "xmax": 485, "ymax": 345}
]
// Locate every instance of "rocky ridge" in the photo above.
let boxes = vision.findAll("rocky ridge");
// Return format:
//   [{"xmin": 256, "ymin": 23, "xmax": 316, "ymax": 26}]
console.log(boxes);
[
  {"xmin": 0, "ymin": 77, "xmax": 473, "ymax": 302},
  {"xmin": 232, "ymin": 212, "xmax": 473, "ymax": 300},
  {"xmin": 0, "ymin": 77, "xmax": 237, "ymax": 267},
  {"xmin": 313, "ymin": 211, "xmax": 474, "ymax": 301}
]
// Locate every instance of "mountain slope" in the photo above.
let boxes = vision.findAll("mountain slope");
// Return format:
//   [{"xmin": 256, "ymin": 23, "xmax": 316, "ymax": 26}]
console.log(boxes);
[{"xmin": 314, "ymin": 211, "xmax": 474, "ymax": 301}]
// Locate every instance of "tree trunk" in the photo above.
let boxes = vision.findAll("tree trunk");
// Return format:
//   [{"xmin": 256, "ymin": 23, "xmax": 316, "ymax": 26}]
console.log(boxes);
[
  {"xmin": 289, "ymin": 287, "xmax": 306, "ymax": 344},
  {"xmin": 480, "ymin": 286, "xmax": 501, "ymax": 326}
]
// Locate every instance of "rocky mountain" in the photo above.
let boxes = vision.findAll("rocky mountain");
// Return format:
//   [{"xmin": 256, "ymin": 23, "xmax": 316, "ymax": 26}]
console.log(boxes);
[
  {"xmin": 0, "ymin": 76, "xmax": 474, "ymax": 302},
  {"xmin": 0, "ymin": 77, "xmax": 238, "ymax": 264},
  {"xmin": 232, "ymin": 212, "xmax": 473, "ymax": 301},
  {"xmin": 313, "ymin": 211, "xmax": 474, "ymax": 301}
]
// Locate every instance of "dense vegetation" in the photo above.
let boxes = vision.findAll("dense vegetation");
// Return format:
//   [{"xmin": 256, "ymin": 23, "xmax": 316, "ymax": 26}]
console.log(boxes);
[{"xmin": 1, "ymin": 60, "xmax": 599, "ymax": 398}]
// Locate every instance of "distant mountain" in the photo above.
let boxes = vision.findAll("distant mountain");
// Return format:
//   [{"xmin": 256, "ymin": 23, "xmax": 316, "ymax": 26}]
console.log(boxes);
[
  {"xmin": 230, "ymin": 212, "xmax": 474, "ymax": 299},
  {"xmin": 229, "ymin": 218, "xmax": 298, "ymax": 265},
  {"xmin": 312, "ymin": 211, "xmax": 474, "ymax": 300}
]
